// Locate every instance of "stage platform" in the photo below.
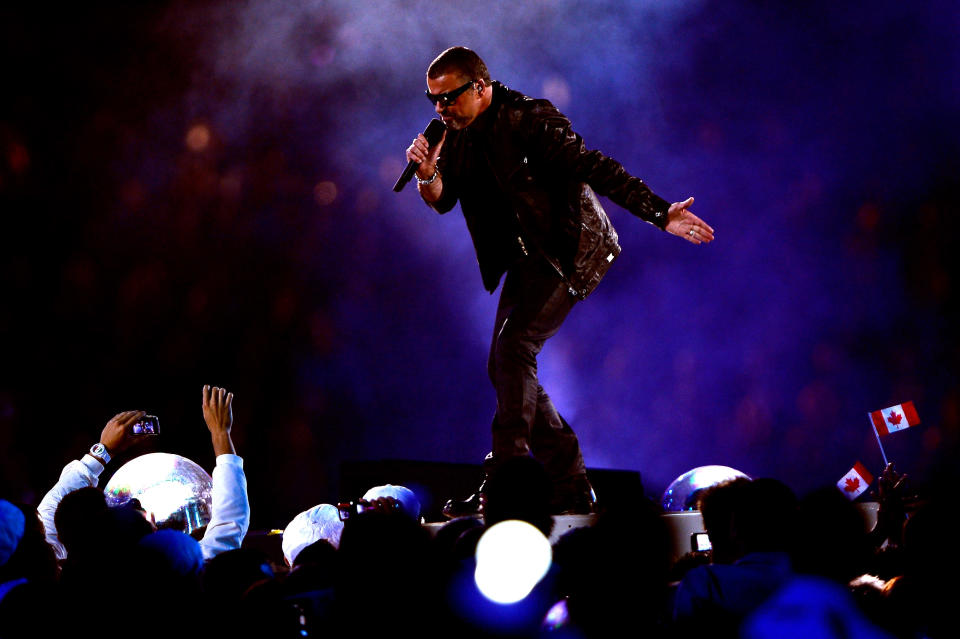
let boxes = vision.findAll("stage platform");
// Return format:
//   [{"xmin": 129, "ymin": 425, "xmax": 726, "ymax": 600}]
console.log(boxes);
[
  {"xmin": 423, "ymin": 513, "xmax": 598, "ymax": 546},
  {"xmin": 244, "ymin": 502, "xmax": 878, "ymax": 565},
  {"xmin": 339, "ymin": 458, "xmax": 645, "ymax": 522},
  {"xmin": 245, "ymin": 504, "xmax": 879, "ymax": 569},
  {"xmin": 241, "ymin": 459, "xmax": 881, "ymax": 566}
]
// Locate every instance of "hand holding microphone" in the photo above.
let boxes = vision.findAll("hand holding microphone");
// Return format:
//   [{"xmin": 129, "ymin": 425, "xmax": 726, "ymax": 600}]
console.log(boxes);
[{"xmin": 395, "ymin": 119, "xmax": 446, "ymax": 192}]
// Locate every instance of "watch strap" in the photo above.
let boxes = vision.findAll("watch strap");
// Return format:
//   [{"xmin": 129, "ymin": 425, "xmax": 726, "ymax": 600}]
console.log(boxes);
[{"xmin": 89, "ymin": 443, "xmax": 111, "ymax": 465}]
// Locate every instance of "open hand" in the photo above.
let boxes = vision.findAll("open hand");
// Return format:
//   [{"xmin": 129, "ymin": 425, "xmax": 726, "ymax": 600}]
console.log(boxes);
[
  {"xmin": 665, "ymin": 197, "xmax": 715, "ymax": 244},
  {"xmin": 202, "ymin": 385, "xmax": 235, "ymax": 456}
]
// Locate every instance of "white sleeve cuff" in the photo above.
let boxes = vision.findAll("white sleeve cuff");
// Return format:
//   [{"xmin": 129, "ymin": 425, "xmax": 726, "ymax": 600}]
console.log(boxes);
[
  {"xmin": 214, "ymin": 454, "xmax": 244, "ymax": 469},
  {"xmin": 80, "ymin": 454, "xmax": 106, "ymax": 476}
]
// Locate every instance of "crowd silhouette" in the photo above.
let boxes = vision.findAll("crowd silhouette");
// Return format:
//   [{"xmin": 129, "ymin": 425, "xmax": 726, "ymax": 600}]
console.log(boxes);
[{"xmin": 1, "ymin": 386, "xmax": 957, "ymax": 638}]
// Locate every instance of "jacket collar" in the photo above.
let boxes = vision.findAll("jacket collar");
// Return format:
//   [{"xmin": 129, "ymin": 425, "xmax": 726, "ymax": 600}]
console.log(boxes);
[{"xmin": 466, "ymin": 81, "xmax": 506, "ymax": 134}]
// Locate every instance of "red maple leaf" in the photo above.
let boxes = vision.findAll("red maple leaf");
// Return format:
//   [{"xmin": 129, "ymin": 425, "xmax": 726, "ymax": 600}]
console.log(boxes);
[
  {"xmin": 844, "ymin": 477, "xmax": 861, "ymax": 492},
  {"xmin": 887, "ymin": 411, "xmax": 903, "ymax": 426}
]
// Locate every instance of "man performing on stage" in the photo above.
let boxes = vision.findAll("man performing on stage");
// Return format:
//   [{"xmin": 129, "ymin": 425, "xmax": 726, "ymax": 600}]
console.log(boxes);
[{"xmin": 405, "ymin": 47, "xmax": 714, "ymax": 516}]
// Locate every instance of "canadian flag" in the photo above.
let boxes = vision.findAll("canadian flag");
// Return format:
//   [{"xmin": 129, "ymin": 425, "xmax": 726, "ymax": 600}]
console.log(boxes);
[
  {"xmin": 870, "ymin": 401, "xmax": 920, "ymax": 437},
  {"xmin": 836, "ymin": 462, "xmax": 873, "ymax": 500}
]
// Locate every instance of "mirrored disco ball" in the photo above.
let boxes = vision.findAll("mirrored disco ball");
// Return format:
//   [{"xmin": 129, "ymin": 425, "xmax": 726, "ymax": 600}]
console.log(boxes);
[
  {"xmin": 661, "ymin": 465, "xmax": 751, "ymax": 512},
  {"xmin": 104, "ymin": 453, "xmax": 213, "ymax": 534}
]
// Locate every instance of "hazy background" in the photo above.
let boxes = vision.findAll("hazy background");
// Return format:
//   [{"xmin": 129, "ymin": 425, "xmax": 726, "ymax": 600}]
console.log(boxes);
[{"xmin": 2, "ymin": 0, "xmax": 957, "ymax": 526}]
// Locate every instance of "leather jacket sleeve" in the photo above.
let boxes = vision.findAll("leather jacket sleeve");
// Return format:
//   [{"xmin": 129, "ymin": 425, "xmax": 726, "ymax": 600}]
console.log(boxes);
[{"xmin": 517, "ymin": 99, "xmax": 671, "ymax": 230}]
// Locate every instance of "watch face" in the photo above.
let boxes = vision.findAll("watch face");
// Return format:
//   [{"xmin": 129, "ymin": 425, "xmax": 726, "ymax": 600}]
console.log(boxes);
[{"xmin": 91, "ymin": 444, "xmax": 106, "ymax": 456}]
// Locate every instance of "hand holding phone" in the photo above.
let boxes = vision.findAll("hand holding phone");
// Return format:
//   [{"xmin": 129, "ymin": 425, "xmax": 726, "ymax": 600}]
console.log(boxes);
[{"xmin": 100, "ymin": 410, "xmax": 147, "ymax": 454}]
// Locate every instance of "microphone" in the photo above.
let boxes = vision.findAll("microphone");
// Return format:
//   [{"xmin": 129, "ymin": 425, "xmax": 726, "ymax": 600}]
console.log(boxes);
[{"xmin": 393, "ymin": 119, "xmax": 447, "ymax": 192}]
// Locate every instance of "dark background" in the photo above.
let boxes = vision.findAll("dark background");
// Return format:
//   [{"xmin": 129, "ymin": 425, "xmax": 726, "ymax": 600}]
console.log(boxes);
[{"xmin": 2, "ymin": 0, "xmax": 957, "ymax": 527}]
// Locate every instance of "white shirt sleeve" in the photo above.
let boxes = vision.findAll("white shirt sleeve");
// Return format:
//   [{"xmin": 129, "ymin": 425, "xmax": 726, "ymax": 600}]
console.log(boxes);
[
  {"xmin": 199, "ymin": 454, "xmax": 250, "ymax": 562},
  {"xmin": 36, "ymin": 455, "xmax": 105, "ymax": 561}
]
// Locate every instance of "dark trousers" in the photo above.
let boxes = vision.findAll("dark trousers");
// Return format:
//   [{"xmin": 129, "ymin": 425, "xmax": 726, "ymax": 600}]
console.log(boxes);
[{"xmin": 486, "ymin": 255, "xmax": 587, "ymax": 489}]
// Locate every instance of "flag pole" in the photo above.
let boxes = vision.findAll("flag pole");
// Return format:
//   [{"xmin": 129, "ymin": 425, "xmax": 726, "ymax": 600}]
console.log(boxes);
[{"xmin": 869, "ymin": 414, "xmax": 889, "ymax": 466}]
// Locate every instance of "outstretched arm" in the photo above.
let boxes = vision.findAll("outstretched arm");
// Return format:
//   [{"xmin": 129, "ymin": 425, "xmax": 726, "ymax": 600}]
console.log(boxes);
[
  {"xmin": 37, "ymin": 410, "xmax": 145, "ymax": 561},
  {"xmin": 198, "ymin": 385, "xmax": 250, "ymax": 561},
  {"xmin": 521, "ymin": 100, "xmax": 716, "ymax": 243}
]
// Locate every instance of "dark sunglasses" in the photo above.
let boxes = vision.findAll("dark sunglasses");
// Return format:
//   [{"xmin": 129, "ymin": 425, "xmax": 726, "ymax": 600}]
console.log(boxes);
[{"xmin": 425, "ymin": 80, "xmax": 475, "ymax": 106}]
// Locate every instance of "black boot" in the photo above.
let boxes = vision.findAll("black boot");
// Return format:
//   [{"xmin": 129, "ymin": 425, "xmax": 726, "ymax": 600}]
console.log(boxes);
[
  {"xmin": 550, "ymin": 474, "xmax": 597, "ymax": 515},
  {"xmin": 442, "ymin": 480, "xmax": 487, "ymax": 518},
  {"xmin": 443, "ymin": 452, "xmax": 499, "ymax": 519}
]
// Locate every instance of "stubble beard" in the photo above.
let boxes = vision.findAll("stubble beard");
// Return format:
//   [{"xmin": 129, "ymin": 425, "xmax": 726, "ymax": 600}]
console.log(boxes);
[{"xmin": 441, "ymin": 113, "xmax": 470, "ymax": 131}]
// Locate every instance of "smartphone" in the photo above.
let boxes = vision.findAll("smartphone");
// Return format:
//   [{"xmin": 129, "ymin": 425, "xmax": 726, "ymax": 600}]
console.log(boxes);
[
  {"xmin": 337, "ymin": 501, "xmax": 359, "ymax": 522},
  {"xmin": 337, "ymin": 498, "xmax": 400, "ymax": 521},
  {"xmin": 691, "ymin": 532, "xmax": 712, "ymax": 552},
  {"xmin": 132, "ymin": 415, "xmax": 160, "ymax": 435}
]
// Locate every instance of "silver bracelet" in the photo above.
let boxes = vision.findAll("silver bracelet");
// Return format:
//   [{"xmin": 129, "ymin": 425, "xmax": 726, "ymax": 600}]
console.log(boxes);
[{"xmin": 416, "ymin": 165, "xmax": 440, "ymax": 186}]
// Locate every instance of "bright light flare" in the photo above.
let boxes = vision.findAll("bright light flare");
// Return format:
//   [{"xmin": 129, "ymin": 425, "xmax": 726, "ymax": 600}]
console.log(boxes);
[{"xmin": 474, "ymin": 520, "xmax": 552, "ymax": 604}]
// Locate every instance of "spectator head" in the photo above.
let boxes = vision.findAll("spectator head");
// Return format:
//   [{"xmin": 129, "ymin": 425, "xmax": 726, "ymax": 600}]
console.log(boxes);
[
  {"xmin": 338, "ymin": 508, "xmax": 430, "ymax": 567},
  {"xmin": 554, "ymin": 497, "xmax": 670, "ymax": 636},
  {"xmin": 290, "ymin": 538, "xmax": 337, "ymax": 569},
  {"xmin": 1, "ymin": 502, "xmax": 58, "ymax": 638},
  {"xmin": 107, "ymin": 500, "xmax": 155, "ymax": 548},
  {"xmin": 0, "ymin": 502, "xmax": 57, "ymax": 586},
  {"xmin": 699, "ymin": 478, "xmax": 799, "ymax": 563},
  {"xmin": 282, "ymin": 503, "xmax": 343, "ymax": 566},
  {"xmin": 120, "ymin": 529, "xmax": 207, "ymax": 635},
  {"xmin": 337, "ymin": 508, "xmax": 434, "ymax": 616},
  {"xmin": 483, "ymin": 456, "xmax": 553, "ymax": 537},
  {"xmin": 793, "ymin": 487, "xmax": 872, "ymax": 582},
  {"xmin": 0, "ymin": 500, "xmax": 25, "ymax": 570},
  {"xmin": 698, "ymin": 477, "xmax": 751, "ymax": 563},
  {"xmin": 901, "ymin": 501, "xmax": 960, "ymax": 579},
  {"xmin": 203, "ymin": 548, "xmax": 274, "ymax": 603},
  {"xmin": 882, "ymin": 500, "xmax": 960, "ymax": 639},
  {"xmin": 736, "ymin": 478, "xmax": 799, "ymax": 554},
  {"xmin": 54, "ymin": 486, "xmax": 110, "ymax": 555},
  {"xmin": 362, "ymin": 484, "xmax": 421, "ymax": 521},
  {"xmin": 135, "ymin": 529, "xmax": 204, "ymax": 579}
]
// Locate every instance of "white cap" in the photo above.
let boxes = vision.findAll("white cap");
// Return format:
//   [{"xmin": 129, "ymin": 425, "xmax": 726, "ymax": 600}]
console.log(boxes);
[
  {"xmin": 281, "ymin": 503, "xmax": 344, "ymax": 566},
  {"xmin": 362, "ymin": 484, "xmax": 421, "ymax": 520}
]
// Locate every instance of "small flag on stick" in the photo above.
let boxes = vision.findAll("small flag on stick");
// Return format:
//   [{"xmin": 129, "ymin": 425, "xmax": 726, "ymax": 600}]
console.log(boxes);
[
  {"xmin": 870, "ymin": 401, "xmax": 920, "ymax": 437},
  {"xmin": 837, "ymin": 461, "xmax": 874, "ymax": 500}
]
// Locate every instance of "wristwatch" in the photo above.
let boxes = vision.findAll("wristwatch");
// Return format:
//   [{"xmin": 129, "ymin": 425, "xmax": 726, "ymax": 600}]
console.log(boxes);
[{"xmin": 89, "ymin": 443, "xmax": 111, "ymax": 465}]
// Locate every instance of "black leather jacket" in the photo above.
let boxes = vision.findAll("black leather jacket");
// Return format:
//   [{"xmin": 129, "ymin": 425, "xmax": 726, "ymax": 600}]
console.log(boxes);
[{"xmin": 430, "ymin": 82, "xmax": 670, "ymax": 299}]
